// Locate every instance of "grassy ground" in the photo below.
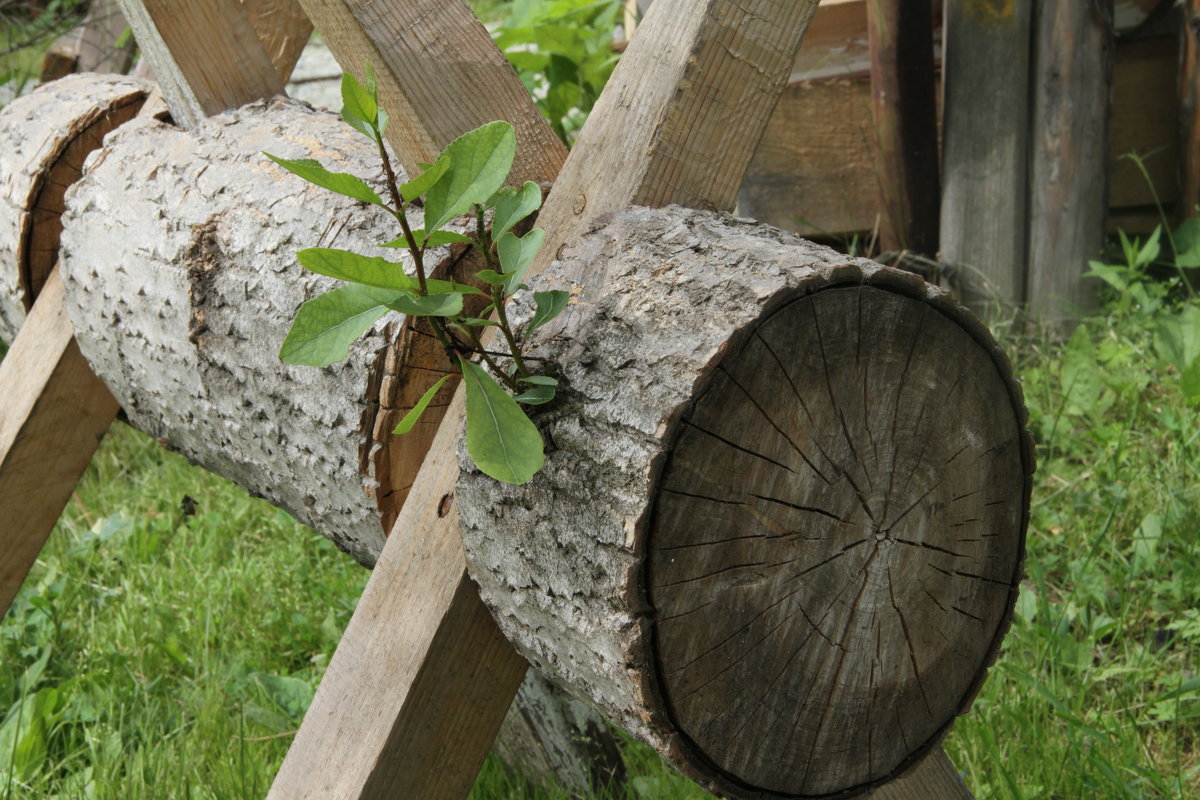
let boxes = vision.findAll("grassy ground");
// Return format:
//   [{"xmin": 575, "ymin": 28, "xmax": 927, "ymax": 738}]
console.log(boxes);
[{"xmin": 1, "ymin": 244, "xmax": 1197, "ymax": 799}]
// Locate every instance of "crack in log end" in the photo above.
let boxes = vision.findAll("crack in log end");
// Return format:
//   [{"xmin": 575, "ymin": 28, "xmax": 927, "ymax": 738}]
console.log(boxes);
[
  {"xmin": 646, "ymin": 284, "xmax": 1030, "ymax": 796},
  {"xmin": 185, "ymin": 217, "xmax": 222, "ymax": 346}
]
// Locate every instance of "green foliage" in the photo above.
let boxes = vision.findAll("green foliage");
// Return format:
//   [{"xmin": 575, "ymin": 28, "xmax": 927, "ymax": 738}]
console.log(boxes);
[
  {"xmin": 265, "ymin": 68, "xmax": 567, "ymax": 484},
  {"xmin": 486, "ymin": 0, "xmax": 622, "ymax": 145}
]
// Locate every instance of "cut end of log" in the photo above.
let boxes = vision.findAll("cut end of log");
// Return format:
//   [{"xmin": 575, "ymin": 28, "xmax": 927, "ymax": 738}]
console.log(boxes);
[
  {"xmin": 649, "ymin": 279, "xmax": 1028, "ymax": 796},
  {"xmin": 459, "ymin": 206, "xmax": 1033, "ymax": 799},
  {"xmin": 0, "ymin": 73, "xmax": 152, "ymax": 343}
]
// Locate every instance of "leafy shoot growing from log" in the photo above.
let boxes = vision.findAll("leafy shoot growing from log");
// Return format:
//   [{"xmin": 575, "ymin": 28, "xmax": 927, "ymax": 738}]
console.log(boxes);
[{"xmin": 265, "ymin": 67, "xmax": 566, "ymax": 485}]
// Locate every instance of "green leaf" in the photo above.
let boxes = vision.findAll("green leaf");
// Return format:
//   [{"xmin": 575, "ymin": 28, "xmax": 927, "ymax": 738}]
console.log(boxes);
[
  {"xmin": 1174, "ymin": 217, "xmax": 1200, "ymax": 268},
  {"xmin": 264, "ymin": 155, "xmax": 384, "ymax": 207},
  {"xmin": 518, "ymin": 375, "xmax": 557, "ymax": 386},
  {"xmin": 459, "ymin": 357, "xmax": 544, "ymax": 484},
  {"xmin": 279, "ymin": 285, "xmax": 396, "ymax": 366},
  {"xmin": 341, "ymin": 70, "xmax": 378, "ymax": 140},
  {"xmin": 381, "ymin": 229, "xmax": 475, "ymax": 249},
  {"xmin": 524, "ymin": 289, "xmax": 570, "ymax": 339},
  {"xmin": 387, "ymin": 293, "xmax": 464, "ymax": 317},
  {"xmin": 460, "ymin": 317, "xmax": 500, "ymax": 327},
  {"xmin": 475, "ymin": 269, "xmax": 508, "ymax": 287},
  {"xmin": 498, "ymin": 228, "xmax": 545, "ymax": 293},
  {"xmin": 393, "ymin": 374, "xmax": 454, "ymax": 434},
  {"xmin": 423, "ymin": 121, "xmax": 517, "ymax": 233},
  {"xmin": 399, "ymin": 156, "xmax": 451, "ymax": 203},
  {"xmin": 514, "ymin": 384, "xmax": 555, "ymax": 405},
  {"xmin": 297, "ymin": 248, "xmax": 418, "ymax": 290},
  {"xmin": 491, "ymin": 181, "xmax": 543, "ymax": 239}
]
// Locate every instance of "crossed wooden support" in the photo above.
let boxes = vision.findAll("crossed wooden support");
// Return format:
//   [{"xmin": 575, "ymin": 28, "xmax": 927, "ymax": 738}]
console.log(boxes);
[{"xmin": 0, "ymin": 1, "xmax": 975, "ymax": 797}]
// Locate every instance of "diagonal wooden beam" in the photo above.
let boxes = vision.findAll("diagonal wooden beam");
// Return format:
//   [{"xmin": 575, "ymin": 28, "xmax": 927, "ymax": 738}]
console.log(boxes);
[
  {"xmin": 0, "ymin": 268, "xmax": 119, "ymax": 618},
  {"xmin": 270, "ymin": 3, "xmax": 820, "ymax": 798},
  {"xmin": 296, "ymin": 0, "xmax": 566, "ymax": 180},
  {"xmin": 116, "ymin": 0, "xmax": 289, "ymax": 127}
]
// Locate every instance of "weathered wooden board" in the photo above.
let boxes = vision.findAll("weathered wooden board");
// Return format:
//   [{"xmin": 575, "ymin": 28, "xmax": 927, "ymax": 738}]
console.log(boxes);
[
  {"xmin": 115, "ymin": 0, "xmax": 285, "ymax": 127},
  {"xmin": 865, "ymin": 0, "xmax": 940, "ymax": 253},
  {"xmin": 0, "ymin": 269, "xmax": 120, "ymax": 618},
  {"xmin": 1026, "ymin": 0, "xmax": 1115, "ymax": 321},
  {"xmin": 1180, "ymin": 0, "xmax": 1200, "ymax": 217}
]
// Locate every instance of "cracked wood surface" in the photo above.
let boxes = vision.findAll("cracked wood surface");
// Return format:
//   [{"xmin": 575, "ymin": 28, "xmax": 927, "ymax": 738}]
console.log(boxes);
[{"xmin": 459, "ymin": 206, "xmax": 1033, "ymax": 798}]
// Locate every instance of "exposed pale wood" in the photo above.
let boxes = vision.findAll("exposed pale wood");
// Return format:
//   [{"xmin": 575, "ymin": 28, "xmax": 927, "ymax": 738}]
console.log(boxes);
[
  {"xmin": 1026, "ymin": 1, "xmax": 1115, "ymax": 322},
  {"xmin": 295, "ymin": 0, "xmax": 566, "ymax": 180},
  {"xmin": 867, "ymin": 748, "xmax": 974, "ymax": 799},
  {"xmin": 0, "ymin": 74, "xmax": 151, "ymax": 343},
  {"xmin": 865, "ymin": 0, "xmax": 940, "ymax": 253},
  {"xmin": 1182, "ymin": 0, "xmax": 1200, "ymax": 217},
  {"xmin": 241, "ymin": 0, "xmax": 313, "ymax": 82},
  {"xmin": 115, "ymin": 0, "xmax": 285, "ymax": 128},
  {"xmin": 40, "ymin": 0, "xmax": 135, "ymax": 81},
  {"xmin": 274, "ymin": 3, "xmax": 821, "ymax": 798},
  {"xmin": 0, "ymin": 269, "xmax": 120, "ymax": 618},
  {"xmin": 460, "ymin": 206, "xmax": 1031, "ymax": 798},
  {"xmin": 940, "ymin": 0, "xmax": 1034, "ymax": 307}
]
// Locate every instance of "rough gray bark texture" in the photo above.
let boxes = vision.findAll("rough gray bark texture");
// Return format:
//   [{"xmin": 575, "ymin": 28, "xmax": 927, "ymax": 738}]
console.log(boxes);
[
  {"xmin": 49, "ymin": 95, "xmax": 622, "ymax": 796},
  {"xmin": 60, "ymin": 97, "xmax": 407, "ymax": 566},
  {"xmin": 0, "ymin": 73, "xmax": 150, "ymax": 342},
  {"xmin": 458, "ymin": 206, "xmax": 1034, "ymax": 799}
]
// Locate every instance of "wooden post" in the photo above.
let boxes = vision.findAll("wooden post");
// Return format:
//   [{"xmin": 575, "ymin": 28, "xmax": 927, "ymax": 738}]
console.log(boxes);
[
  {"xmin": 1181, "ymin": 0, "xmax": 1200, "ymax": 218},
  {"xmin": 940, "ymin": 0, "xmax": 1034, "ymax": 308},
  {"xmin": 866, "ymin": 0, "xmax": 940, "ymax": 255},
  {"xmin": 1026, "ymin": 0, "xmax": 1114, "ymax": 322},
  {"xmin": 269, "ymin": 2, "xmax": 822, "ymax": 797}
]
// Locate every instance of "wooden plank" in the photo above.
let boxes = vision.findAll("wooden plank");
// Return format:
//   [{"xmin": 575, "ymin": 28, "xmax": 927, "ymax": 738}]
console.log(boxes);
[
  {"xmin": 116, "ymin": 0, "xmax": 285, "ymax": 128},
  {"xmin": 867, "ymin": 748, "xmax": 974, "ymax": 799},
  {"xmin": 1026, "ymin": 1, "xmax": 1115, "ymax": 322},
  {"xmin": 1181, "ymin": 0, "xmax": 1200, "ymax": 217},
  {"xmin": 242, "ymin": 0, "xmax": 313, "ymax": 82},
  {"xmin": 941, "ymin": 0, "xmax": 1035, "ymax": 307},
  {"xmin": 295, "ymin": 0, "xmax": 566, "ymax": 181},
  {"xmin": 271, "ymin": 3, "xmax": 820, "ymax": 798},
  {"xmin": 0, "ymin": 269, "xmax": 120, "ymax": 618},
  {"xmin": 1111, "ymin": 36, "xmax": 1180, "ymax": 214},
  {"xmin": 865, "ymin": 0, "xmax": 940, "ymax": 254}
]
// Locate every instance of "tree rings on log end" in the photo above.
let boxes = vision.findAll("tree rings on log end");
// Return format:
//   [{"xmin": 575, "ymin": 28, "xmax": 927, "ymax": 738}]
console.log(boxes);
[
  {"xmin": 458, "ymin": 206, "xmax": 1032, "ymax": 800},
  {"xmin": 649, "ymin": 277, "xmax": 1030, "ymax": 796},
  {"xmin": 0, "ymin": 73, "xmax": 151, "ymax": 342}
]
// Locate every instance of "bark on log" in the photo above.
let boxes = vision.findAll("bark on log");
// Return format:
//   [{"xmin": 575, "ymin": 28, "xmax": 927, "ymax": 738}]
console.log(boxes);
[
  {"xmin": 44, "ymin": 95, "xmax": 622, "ymax": 794},
  {"xmin": 0, "ymin": 74, "xmax": 151, "ymax": 343},
  {"xmin": 459, "ymin": 206, "xmax": 1034, "ymax": 798}
]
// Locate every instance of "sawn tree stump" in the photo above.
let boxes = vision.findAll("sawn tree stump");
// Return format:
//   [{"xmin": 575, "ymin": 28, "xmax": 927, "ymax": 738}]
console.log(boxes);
[{"xmin": 458, "ymin": 206, "xmax": 1034, "ymax": 798}]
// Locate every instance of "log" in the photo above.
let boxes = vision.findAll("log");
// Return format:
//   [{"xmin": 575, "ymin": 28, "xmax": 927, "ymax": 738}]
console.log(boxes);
[
  {"xmin": 0, "ymin": 74, "xmax": 152, "ymax": 343},
  {"xmin": 459, "ymin": 206, "xmax": 1034, "ymax": 798},
  {"xmin": 57, "ymin": 97, "xmax": 448, "ymax": 567}
]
